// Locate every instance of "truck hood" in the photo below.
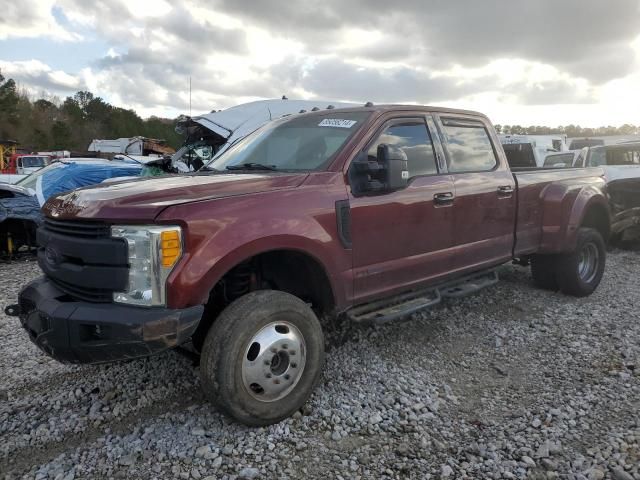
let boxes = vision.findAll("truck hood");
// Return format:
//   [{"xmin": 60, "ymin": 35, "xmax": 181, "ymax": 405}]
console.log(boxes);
[{"xmin": 43, "ymin": 172, "xmax": 308, "ymax": 221}]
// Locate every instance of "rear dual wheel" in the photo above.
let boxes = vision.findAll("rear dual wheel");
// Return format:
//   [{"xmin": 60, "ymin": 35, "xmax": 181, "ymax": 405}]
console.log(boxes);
[
  {"xmin": 530, "ymin": 227, "xmax": 606, "ymax": 297},
  {"xmin": 200, "ymin": 290, "xmax": 324, "ymax": 426}
]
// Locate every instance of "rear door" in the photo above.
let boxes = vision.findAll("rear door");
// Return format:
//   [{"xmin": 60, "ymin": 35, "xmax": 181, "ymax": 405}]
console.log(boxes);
[
  {"xmin": 348, "ymin": 114, "xmax": 455, "ymax": 302},
  {"xmin": 434, "ymin": 116, "xmax": 516, "ymax": 273}
]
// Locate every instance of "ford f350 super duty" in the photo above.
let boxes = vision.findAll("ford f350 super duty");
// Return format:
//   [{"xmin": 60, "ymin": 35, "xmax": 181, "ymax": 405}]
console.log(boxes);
[{"xmin": 8, "ymin": 105, "xmax": 610, "ymax": 426}]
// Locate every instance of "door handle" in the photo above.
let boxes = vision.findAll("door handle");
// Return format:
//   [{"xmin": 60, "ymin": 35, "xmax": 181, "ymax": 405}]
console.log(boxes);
[
  {"xmin": 434, "ymin": 192, "xmax": 455, "ymax": 205},
  {"xmin": 497, "ymin": 185, "xmax": 514, "ymax": 196}
]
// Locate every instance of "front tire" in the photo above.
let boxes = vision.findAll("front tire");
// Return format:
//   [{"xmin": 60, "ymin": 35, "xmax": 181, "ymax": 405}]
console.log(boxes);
[
  {"xmin": 556, "ymin": 227, "xmax": 606, "ymax": 297},
  {"xmin": 200, "ymin": 290, "xmax": 325, "ymax": 426}
]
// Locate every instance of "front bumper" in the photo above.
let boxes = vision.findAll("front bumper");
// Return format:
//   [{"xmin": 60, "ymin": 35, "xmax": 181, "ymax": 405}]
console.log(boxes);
[{"xmin": 15, "ymin": 276, "xmax": 204, "ymax": 364}]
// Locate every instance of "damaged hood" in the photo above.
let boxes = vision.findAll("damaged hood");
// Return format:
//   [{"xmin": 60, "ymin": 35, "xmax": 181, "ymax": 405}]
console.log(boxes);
[
  {"xmin": 42, "ymin": 172, "xmax": 308, "ymax": 221},
  {"xmin": 178, "ymin": 98, "xmax": 357, "ymax": 159}
]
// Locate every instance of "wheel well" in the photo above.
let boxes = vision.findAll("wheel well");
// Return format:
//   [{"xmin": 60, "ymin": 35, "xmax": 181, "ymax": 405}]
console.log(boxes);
[
  {"xmin": 581, "ymin": 204, "xmax": 610, "ymax": 241},
  {"xmin": 192, "ymin": 250, "xmax": 335, "ymax": 350},
  {"xmin": 0, "ymin": 218, "xmax": 38, "ymax": 255}
]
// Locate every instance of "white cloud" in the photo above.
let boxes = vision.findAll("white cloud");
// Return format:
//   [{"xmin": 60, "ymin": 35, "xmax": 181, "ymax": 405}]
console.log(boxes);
[
  {"xmin": 0, "ymin": 59, "xmax": 84, "ymax": 92},
  {"xmin": 0, "ymin": 0, "xmax": 82, "ymax": 41},
  {"xmin": 0, "ymin": 0, "xmax": 638, "ymax": 125}
]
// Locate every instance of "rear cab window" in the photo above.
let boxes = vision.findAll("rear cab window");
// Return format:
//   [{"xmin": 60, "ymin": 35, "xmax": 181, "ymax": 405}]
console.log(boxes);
[
  {"xmin": 439, "ymin": 118, "xmax": 498, "ymax": 173},
  {"xmin": 367, "ymin": 119, "xmax": 438, "ymax": 179}
]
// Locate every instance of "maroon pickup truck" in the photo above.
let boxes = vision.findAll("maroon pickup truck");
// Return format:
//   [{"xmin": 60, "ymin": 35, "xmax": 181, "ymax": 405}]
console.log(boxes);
[{"xmin": 9, "ymin": 105, "xmax": 610, "ymax": 426}]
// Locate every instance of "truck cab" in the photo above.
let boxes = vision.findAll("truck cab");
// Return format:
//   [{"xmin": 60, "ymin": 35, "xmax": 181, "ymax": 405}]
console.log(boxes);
[{"xmin": 7, "ymin": 154, "xmax": 49, "ymax": 175}]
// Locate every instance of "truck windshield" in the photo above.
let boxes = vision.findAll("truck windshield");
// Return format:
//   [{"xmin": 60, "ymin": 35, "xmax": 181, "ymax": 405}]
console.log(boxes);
[
  {"xmin": 21, "ymin": 156, "xmax": 47, "ymax": 168},
  {"xmin": 204, "ymin": 112, "xmax": 370, "ymax": 172}
]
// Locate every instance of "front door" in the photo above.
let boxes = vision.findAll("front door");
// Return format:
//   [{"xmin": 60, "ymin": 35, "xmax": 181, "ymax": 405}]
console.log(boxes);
[{"xmin": 348, "ymin": 115, "xmax": 455, "ymax": 303}]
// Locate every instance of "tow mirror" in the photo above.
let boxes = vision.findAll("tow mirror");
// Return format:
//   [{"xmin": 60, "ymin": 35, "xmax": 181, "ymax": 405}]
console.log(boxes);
[
  {"xmin": 377, "ymin": 144, "xmax": 409, "ymax": 191},
  {"xmin": 349, "ymin": 144, "xmax": 409, "ymax": 195}
]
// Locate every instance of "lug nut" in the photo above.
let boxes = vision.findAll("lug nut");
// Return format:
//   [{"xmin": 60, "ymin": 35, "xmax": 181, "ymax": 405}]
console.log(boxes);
[
  {"xmin": 284, "ymin": 374, "xmax": 290, "ymax": 380},
  {"xmin": 274, "ymin": 379, "xmax": 280, "ymax": 384},
  {"xmin": 264, "ymin": 360, "xmax": 271, "ymax": 365},
  {"xmin": 289, "ymin": 350, "xmax": 296, "ymax": 356},
  {"xmin": 266, "ymin": 373, "xmax": 272, "ymax": 378},
  {"xmin": 291, "ymin": 363, "xmax": 297, "ymax": 368},
  {"xmin": 282, "ymin": 344, "xmax": 288, "ymax": 349}
]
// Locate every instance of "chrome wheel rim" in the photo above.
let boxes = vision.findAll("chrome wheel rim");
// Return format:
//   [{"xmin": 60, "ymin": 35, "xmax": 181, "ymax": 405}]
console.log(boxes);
[
  {"xmin": 241, "ymin": 321, "xmax": 306, "ymax": 402},
  {"xmin": 577, "ymin": 242, "xmax": 599, "ymax": 283}
]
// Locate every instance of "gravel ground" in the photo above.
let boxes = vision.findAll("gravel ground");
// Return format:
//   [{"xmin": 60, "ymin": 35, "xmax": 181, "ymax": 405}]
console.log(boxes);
[{"xmin": 1, "ymin": 251, "xmax": 639, "ymax": 480}]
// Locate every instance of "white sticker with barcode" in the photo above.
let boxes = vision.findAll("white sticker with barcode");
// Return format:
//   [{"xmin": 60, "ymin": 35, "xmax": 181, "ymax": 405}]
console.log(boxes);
[{"xmin": 318, "ymin": 119, "xmax": 357, "ymax": 128}]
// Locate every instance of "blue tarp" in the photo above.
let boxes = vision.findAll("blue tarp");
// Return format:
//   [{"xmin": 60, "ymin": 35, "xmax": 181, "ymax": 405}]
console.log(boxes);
[
  {"xmin": 39, "ymin": 162, "xmax": 143, "ymax": 201},
  {"xmin": 0, "ymin": 195, "xmax": 42, "ymax": 225}
]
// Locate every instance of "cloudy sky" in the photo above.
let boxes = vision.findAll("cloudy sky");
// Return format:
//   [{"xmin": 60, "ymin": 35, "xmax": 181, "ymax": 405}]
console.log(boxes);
[{"xmin": 1, "ymin": 0, "xmax": 639, "ymax": 126}]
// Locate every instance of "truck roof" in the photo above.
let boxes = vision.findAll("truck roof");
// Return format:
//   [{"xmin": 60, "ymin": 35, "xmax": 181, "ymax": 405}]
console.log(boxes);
[{"xmin": 311, "ymin": 103, "xmax": 489, "ymax": 118}]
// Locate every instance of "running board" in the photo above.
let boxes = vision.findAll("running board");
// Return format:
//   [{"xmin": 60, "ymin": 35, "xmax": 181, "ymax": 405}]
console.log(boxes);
[
  {"xmin": 438, "ymin": 269, "xmax": 499, "ymax": 298},
  {"xmin": 347, "ymin": 269, "xmax": 499, "ymax": 324},
  {"xmin": 347, "ymin": 288, "xmax": 441, "ymax": 324}
]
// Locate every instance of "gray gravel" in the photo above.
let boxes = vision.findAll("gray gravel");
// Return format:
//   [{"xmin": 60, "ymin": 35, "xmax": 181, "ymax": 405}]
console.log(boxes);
[{"xmin": 1, "ymin": 251, "xmax": 639, "ymax": 479}]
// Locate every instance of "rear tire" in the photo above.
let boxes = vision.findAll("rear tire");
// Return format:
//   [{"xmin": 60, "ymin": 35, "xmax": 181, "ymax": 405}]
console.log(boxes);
[
  {"xmin": 556, "ymin": 227, "xmax": 606, "ymax": 297},
  {"xmin": 200, "ymin": 290, "xmax": 325, "ymax": 426},
  {"xmin": 530, "ymin": 254, "xmax": 559, "ymax": 290}
]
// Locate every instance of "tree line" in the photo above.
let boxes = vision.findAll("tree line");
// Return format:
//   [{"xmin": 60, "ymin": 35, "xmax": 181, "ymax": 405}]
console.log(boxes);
[
  {"xmin": 0, "ymin": 72, "xmax": 183, "ymax": 153},
  {"xmin": 1, "ymin": 71, "xmax": 638, "ymax": 154},
  {"xmin": 495, "ymin": 123, "xmax": 638, "ymax": 137}
]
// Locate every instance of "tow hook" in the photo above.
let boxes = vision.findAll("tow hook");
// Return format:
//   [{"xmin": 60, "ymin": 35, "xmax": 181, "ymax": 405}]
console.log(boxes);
[{"xmin": 4, "ymin": 304, "xmax": 20, "ymax": 317}]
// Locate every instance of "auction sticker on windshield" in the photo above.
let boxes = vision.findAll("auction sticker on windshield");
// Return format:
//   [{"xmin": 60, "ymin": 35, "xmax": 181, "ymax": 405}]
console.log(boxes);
[{"xmin": 318, "ymin": 119, "xmax": 357, "ymax": 128}]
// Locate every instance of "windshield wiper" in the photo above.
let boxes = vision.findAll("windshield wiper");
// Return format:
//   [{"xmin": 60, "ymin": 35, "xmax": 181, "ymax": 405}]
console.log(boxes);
[{"xmin": 226, "ymin": 163, "xmax": 278, "ymax": 171}]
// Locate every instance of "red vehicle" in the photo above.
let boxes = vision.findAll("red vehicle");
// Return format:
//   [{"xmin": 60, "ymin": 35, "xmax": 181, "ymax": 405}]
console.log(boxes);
[{"xmin": 9, "ymin": 105, "xmax": 610, "ymax": 426}]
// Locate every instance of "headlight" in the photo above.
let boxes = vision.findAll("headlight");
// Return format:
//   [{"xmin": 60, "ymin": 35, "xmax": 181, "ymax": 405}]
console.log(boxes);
[{"xmin": 110, "ymin": 225, "xmax": 182, "ymax": 306}]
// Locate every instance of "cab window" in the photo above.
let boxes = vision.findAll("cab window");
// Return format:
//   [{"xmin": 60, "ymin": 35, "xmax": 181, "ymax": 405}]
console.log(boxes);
[
  {"xmin": 441, "ymin": 120, "xmax": 498, "ymax": 173},
  {"xmin": 367, "ymin": 120, "xmax": 438, "ymax": 178}
]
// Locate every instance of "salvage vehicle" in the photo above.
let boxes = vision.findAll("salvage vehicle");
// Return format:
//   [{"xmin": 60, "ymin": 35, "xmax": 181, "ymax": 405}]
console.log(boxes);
[
  {"xmin": 0, "ymin": 154, "xmax": 50, "ymax": 184},
  {"xmin": 568, "ymin": 138, "xmax": 605, "ymax": 150},
  {"xmin": 88, "ymin": 136, "xmax": 175, "ymax": 157},
  {"xmin": 572, "ymin": 142, "xmax": 640, "ymax": 244},
  {"xmin": 8, "ymin": 104, "xmax": 610, "ymax": 426},
  {"xmin": 172, "ymin": 98, "xmax": 356, "ymax": 170},
  {"xmin": 499, "ymin": 135, "xmax": 560, "ymax": 168},
  {"xmin": 0, "ymin": 159, "xmax": 143, "ymax": 255},
  {"xmin": 543, "ymin": 151, "xmax": 579, "ymax": 168}
]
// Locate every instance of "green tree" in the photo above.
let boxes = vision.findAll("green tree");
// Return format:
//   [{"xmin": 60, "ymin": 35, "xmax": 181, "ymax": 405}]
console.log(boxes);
[{"xmin": 51, "ymin": 121, "xmax": 72, "ymax": 149}]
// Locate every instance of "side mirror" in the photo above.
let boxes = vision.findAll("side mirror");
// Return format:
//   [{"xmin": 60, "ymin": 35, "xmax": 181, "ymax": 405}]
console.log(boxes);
[
  {"xmin": 348, "ymin": 144, "xmax": 409, "ymax": 195},
  {"xmin": 377, "ymin": 144, "xmax": 409, "ymax": 191}
]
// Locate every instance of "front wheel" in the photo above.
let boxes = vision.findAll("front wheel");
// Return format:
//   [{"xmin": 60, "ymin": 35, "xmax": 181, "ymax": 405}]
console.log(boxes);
[
  {"xmin": 200, "ymin": 290, "xmax": 325, "ymax": 426},
  {"xmin": 556, "ymin": 227, "xmax": 606, "ymax": 297}
]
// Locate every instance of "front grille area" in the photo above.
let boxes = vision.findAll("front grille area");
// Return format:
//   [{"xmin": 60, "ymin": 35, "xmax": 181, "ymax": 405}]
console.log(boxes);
[
  {"xmin": 38, "ymin": 218, "xmax": 129, "ymax": 303},
  {"xmin": 43, "ymin": 218, "xmax": 111, "ymax": 238}
]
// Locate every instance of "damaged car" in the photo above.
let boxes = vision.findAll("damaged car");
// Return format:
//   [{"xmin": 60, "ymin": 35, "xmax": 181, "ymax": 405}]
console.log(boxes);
[
  {"xmin": 172, "ymin": 98, "xmax": 356, "ymax": 171},
  {"xmin": 573, "ymin": 141, "xmax": 640, "ymax": 245},
  {"xmin": 0, "ymin": 159, "xmax": 143, "ymax": 255}
]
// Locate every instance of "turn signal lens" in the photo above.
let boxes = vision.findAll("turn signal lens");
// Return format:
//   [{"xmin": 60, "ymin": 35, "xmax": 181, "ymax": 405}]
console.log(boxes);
[{"xmin": 161, "ymin": 230, "xmax": 181, "ymax": 267}]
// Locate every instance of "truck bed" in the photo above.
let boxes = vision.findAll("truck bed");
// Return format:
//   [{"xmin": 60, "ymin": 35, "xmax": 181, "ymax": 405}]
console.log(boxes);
[{"xmin": 512, "ymin": 167, "xmax": 605, "ymax": 256}]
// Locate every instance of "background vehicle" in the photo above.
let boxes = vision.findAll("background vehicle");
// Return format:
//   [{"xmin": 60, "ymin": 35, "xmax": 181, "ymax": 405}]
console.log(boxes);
[
  {"xmin": 568, "ymin": 138, "xmax": 605, "ymax": 150},
  {"xmin": 543, "ymin": 151, "xmax": 579, "ymax": 168},
  {"xmin": 88, "ymin": 137, "xmax": 175, "ymax": 157},
  {"xmin": 499, "ymin": 135, "xmax": 563, "ymax": 167},
  {"xmin": 11, "ymin": 105, "xmax": 609, "ymax": 426},
  {"xmin": 0, "ymin": 159, "xmax": 143, "ymax": 255},
  {"xmin": 173, "ymin": 98, "xmax": 356, "ymax": 170},
  {"xmin": 0, "ymin": 154, "xmax": 51, "ymax": 184},
  {"xmin": 573, "ymin": 142, "xmax": 640, "ymax": 244}
]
